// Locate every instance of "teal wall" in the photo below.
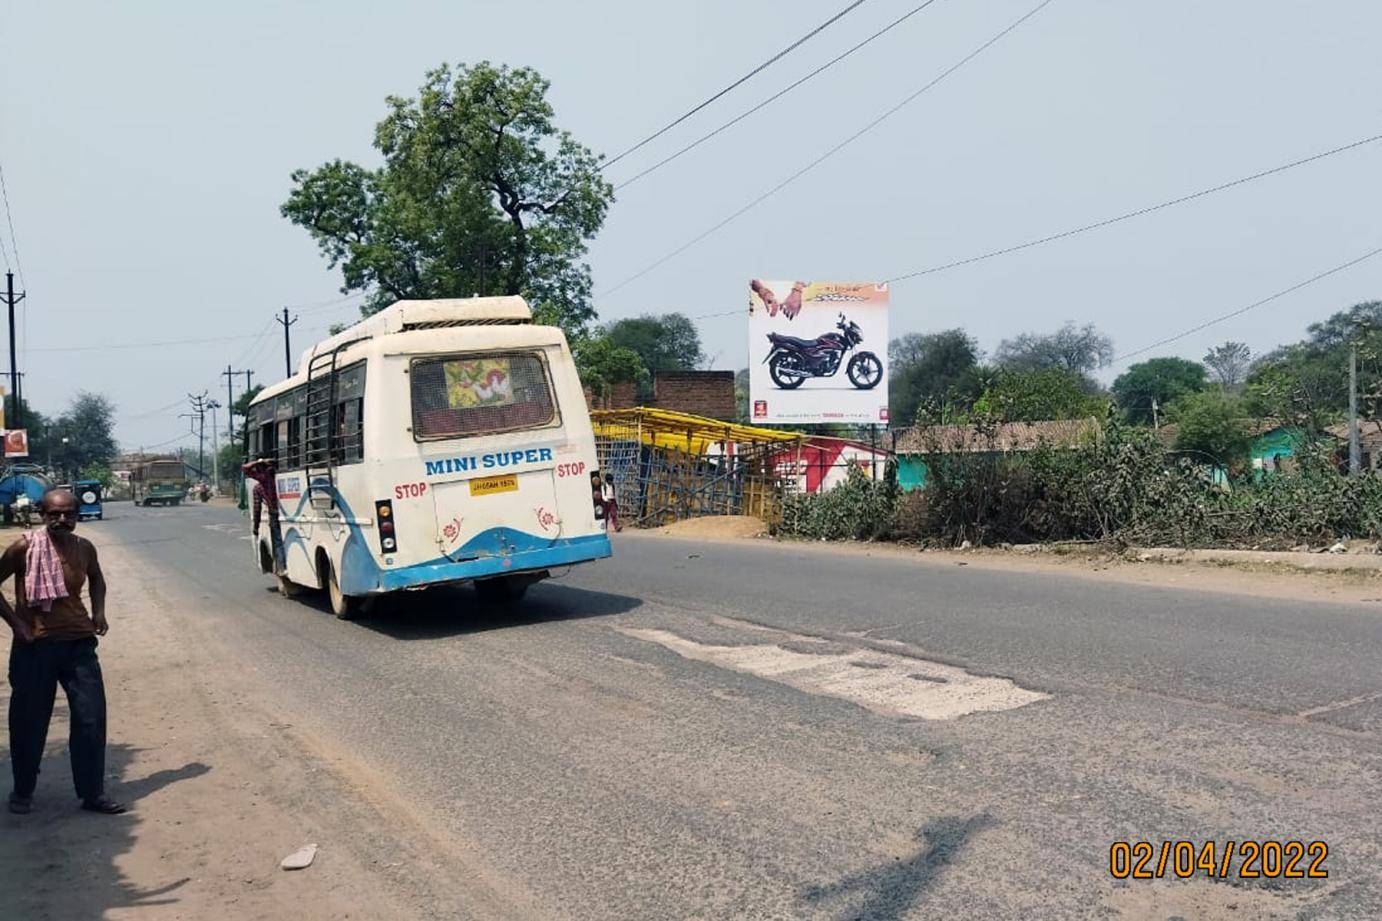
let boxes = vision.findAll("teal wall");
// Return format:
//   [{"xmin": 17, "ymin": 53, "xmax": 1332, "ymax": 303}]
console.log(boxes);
[
  {"xmin": 897, "ymin": 456, "xmax": 928, "ymax": 492},
  {"xmin": 1250, "ymin": 426, "xmax": 1304, "ymax": 480}
]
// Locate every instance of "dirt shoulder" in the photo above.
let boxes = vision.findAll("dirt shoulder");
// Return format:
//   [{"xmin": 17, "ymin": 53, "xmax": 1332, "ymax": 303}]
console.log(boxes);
[
  {"xmin": 627, "ymin": 521, "xmax": 1382, "ymax": 608},
  {"xmin": 0, "ymin": 534, "xmax": 419, "ymax": 921}
]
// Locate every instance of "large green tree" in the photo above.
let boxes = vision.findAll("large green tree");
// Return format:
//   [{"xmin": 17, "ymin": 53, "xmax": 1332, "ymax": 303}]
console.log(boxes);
[
  {"xmin": 282, "ymin": 62, "xmax": 614, "ymax": 337},
  {"xmin": 573, "ymin": 335, "xmax": 645, "ymax": 399},
  {"xmin": 888, "ymin": 329, "xmax": 980, "ymax": 425},
  {"xmin": 1112, "ymin": 357, "xmax": 1207, "ymax": 425},
  {"xmin": 604, "ymin": 313, "xmax": 704, "ymax": 373},
  {"xmin": 49, "ymin": 392, "xmax": 118, "ymax": 477},
  {"xmin": 972, "ymin": 368, "xmax": 1105, "ymax": 422},
  {"xmin": 1170, "ymin": 390, "xmax": 1251, "ymax": 469},
  {"xmin": 1244, "ymin": 300, "xmax": 1382, "ymax": 427}
]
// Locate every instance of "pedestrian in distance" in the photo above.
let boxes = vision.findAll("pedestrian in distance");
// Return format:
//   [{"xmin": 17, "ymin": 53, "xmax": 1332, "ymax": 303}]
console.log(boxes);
[
  {"xmin": 601, "ymin": 473, "xmax": 621, "ymax": 533},
  {"xmin": 0, "ymin": 488, "xmax": 125, "ymax": 815}
]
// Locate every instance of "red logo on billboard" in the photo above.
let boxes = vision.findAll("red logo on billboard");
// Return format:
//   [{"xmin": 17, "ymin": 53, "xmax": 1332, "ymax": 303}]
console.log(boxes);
[
  {"xmin": 879, "ymin": 407, "xmax": 890, "ymax": 422},
  {"xmin": 753, "ymin": 400, "xmax": 768, "ymax": 419}
]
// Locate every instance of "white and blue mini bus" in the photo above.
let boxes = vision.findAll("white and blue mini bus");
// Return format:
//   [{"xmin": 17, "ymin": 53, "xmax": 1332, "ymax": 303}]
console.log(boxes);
[{"xmin": 245, "ymin": 297, "xmax": 611, "ymax": 618}]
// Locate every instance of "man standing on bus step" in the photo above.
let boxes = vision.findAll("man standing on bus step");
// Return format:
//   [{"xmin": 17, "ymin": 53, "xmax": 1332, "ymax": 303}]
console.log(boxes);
[
  {"xmin": 243, "ymin": 457, "xmax": 284, "ymax": 574},
  {"xmin": 0, "ymin": 489, "xmax": 125, "ymax": 815}
]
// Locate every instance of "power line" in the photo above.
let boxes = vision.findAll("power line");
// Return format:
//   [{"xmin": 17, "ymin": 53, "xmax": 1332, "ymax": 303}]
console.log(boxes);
[
  {"xmin": 288, "ymin": 291, "xmax": 366, "ymax": 312},
  {"xmin": 1113, "ymin": 244, "xmax": 1382, "ymax": 366},
  {"xmin": 602, "ymin": 0, "xmax": 869, "ymax": 172},
  {"xmin": 29, "ymin": 332, "xmax": 261, "ymax": 353},
  {"xmin": 125, "ymin": 397, "xmax": 189, "ymax": 420},
  {"xmin": 142, "ymin": 428, "xmax": 197, "ymax": 450},
  {"xmin": 600, "ymin": 0, "xmax": 1056, "ymax": 299},
  {"xmin": 886, "ymin": 131, "xmax": 1382, "ymax": 283},
  {"xmin": 616, "ymin": 0, "xmax": 942, "ymax": 192},
  {"xmin": 0, "ymin": 159, "xmax": 23, "ymax": 287}
]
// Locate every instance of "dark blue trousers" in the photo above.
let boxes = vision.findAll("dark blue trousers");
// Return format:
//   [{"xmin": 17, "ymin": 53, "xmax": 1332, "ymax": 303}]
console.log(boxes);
[{"xmin": 8, "ymin": 636, "xmax": 107, "ymax": 801}]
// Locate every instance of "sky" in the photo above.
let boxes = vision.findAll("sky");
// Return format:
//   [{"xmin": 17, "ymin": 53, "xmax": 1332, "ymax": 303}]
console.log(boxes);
[{"xmin": 1, "ymin": 0, "xmax": 1379, "ymax": 450}]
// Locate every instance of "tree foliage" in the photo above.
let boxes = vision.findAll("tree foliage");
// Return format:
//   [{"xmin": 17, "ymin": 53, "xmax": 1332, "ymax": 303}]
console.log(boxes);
[
  {"xmin": 1170, "ymin": 390, "xmax": 1251, "ymax": 468},
  {"xmin": 603, "ymin": 313, "xmax": 704, "ymax": 373},
  {"xmin": 994, "ymin": 321, "xmax": 1113, "ymax": 377},
  {"xmin": 973, "ymin": 368, "xmax": 1106, "ymax": 422},
  {"xmin": 1203, "ymin": 341, "xmax": 1251, "ymax": 388},
  {"xmin": 46, "ymin": 393, "xmax": 118, "ymax": 477},
  {"xmin": 887, "ymin": 330, "xmax": 980, "ymax": 426},
  {"xmin": 282, "ymin": 62, "xmax": 614, "ymax": 337},
  {"xmin": 573, "ymin": 335, "xmax": 645, "ymax": 397},
  {"xmin": 1112, "ymin": 357, "xmax": 1207, "ymax": 424},
  {"xmin": 1243, "ymin": 301, "xmax": 1382, "ymax": 428}
]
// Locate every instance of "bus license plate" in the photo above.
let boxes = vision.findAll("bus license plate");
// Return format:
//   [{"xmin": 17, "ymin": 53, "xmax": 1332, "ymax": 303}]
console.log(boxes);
[{"xmin": 469, "ymin": 474, "xmax": 519, "ymax": 497}]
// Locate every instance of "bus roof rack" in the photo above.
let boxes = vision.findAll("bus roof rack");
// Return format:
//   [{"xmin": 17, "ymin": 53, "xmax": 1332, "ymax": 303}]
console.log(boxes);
[{"xmin": 297, "ymin": 296, "xmax": 533, "ymax": 375}]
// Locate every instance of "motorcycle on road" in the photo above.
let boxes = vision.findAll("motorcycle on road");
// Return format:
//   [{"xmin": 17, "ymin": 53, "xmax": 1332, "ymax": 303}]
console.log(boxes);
[{"xmin": 764, "ymin": 313, "xmax": 883, "ymax": 390}]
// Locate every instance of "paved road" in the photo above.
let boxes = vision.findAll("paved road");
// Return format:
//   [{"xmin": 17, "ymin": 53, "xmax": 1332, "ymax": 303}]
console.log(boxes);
[{"xmin": 93, "ymin": 503, "xmax": 1382, "ymax": 919}]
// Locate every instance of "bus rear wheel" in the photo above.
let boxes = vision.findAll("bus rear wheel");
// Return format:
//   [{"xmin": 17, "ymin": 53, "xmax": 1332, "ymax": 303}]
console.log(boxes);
[{"xmin": 326, "ymin": 564, "xmax": 365, "ymax": 620}]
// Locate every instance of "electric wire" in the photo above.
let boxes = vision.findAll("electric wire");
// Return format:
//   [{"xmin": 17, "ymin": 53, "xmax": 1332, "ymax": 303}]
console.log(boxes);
[
  {"xmin": 886, "ymin": 131, "xmax": 1382, "ymax": 283},
  {"xmin": 30, "ymin": 332, "xmax": 262, "ymax": 353},
  {"xmin": 141, "ymin": 428, "xmax": 198, "ymax": 449},
  {"xmin": 615, "ymin": 0, "xmax": 942, "ymax": 191},
  {"xmin": 602, "ymin": 0, "xmax": 869, "ymax": 172},
  {"xmin": 0, "ymin": 158, "xmax": 23, "ymax": 285},
  {"xmin": 1113, "ymin": 244, "xmax": 1382, "ymax": 365},
  {"xmin": 600, "ymin": 0, "xmax": 1056, "ymax": 299}
]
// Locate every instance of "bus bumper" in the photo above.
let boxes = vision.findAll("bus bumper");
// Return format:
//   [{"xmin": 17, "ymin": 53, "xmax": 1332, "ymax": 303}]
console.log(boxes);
[{"xmin": 347, "ymin": 530, "xmax": 612, "ymax": 595}]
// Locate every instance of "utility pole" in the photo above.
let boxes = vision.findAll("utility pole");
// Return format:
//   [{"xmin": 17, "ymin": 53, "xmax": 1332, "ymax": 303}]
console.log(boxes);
[
  {"xmin": 1349, "ymin": 343, "xmax": 1361, "ymax": 477},
  {"xmin": 277, "ymin": 308, "xmax": 298, "ymax": 378},
  {"xmin": 1151, "ymin": 397, "xmax": 1160, "ymax": 431},
  {"xmin": 186, "ymin": 392, "xmax": 209, "ymax": 479},
  {"xmin": 222, "ymin": 365, "xmax": 238, "ymax": 438},
  {"xmin": 3, "ymin": 272, "xmax": 25, "ymax": 428},
  {"xmin": 208, "ymin": 400, "xmax": 221, "ymax": 489}
]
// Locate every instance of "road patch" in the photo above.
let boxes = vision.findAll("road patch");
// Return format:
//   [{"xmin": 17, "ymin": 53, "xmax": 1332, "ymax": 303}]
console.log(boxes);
[{"xmin": 618, "ymin": 626, "xmax": 1048, "ymax": 720}]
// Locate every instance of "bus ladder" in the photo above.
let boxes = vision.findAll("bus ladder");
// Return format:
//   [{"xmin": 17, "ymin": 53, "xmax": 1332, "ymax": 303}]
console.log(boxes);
[{"xmin": 303, "ymin": 346, "xmax": 341, "ymax": 510}]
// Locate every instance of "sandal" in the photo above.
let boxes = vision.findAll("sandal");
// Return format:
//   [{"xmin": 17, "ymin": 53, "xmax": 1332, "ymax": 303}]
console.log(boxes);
[{"xmin": 80, "ymin": 796, "xmax": 127, "ymax": 815}]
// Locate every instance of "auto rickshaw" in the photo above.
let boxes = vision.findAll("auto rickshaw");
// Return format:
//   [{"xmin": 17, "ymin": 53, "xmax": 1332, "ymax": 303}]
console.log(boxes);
[{"xmin": 74, "ymin": 479, "xmax": 104, "ymax": 520}]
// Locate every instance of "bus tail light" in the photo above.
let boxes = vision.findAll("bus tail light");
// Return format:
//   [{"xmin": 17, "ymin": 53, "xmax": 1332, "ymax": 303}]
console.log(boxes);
[
  {"xmin": 375, "ymin": 500, "xmax": 398, "ymax": 552},
  {"xmin": 590, "ymin": 470, "xmax": 605, "ymax": 520}
]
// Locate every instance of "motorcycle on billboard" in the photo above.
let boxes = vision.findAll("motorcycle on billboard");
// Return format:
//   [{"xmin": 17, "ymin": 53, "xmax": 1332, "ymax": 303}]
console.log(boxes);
[{"xmin": 747, "ymin": 280, "xmax": 890, "ymax": 425}]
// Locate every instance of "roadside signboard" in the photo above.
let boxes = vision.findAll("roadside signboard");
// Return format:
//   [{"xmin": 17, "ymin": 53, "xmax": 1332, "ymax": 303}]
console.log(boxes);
[
  {"xmin": 748, "ymin": 280, "xmax": 889, "ymax": 425},
  {"xmin": 4, "ymin": 429, "xmax": 29, "ymax": 458}
]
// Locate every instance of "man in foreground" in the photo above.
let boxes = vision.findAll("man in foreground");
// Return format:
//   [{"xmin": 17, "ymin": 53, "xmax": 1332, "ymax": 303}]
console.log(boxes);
[{"xmin": 0, "ymin": 488, "xmax": 124, "ymax": 814}]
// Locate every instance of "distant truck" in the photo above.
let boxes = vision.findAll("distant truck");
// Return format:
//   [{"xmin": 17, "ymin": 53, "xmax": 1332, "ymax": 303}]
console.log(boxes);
[{"xmin": 131, "ymin": 459, "xmax": 188, "ymax": 506}]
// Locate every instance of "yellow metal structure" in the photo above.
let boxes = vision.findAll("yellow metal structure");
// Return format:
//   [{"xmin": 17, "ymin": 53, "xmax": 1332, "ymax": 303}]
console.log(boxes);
[{"xmin": 590, "ymin": 407, "xmax": 800, "ymax": 456}]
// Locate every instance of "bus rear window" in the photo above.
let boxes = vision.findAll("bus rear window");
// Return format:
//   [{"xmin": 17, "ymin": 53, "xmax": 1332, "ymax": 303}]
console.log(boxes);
[{"xmin": 411, "ymin": 353, "xmax": 557, "ymax": 439}]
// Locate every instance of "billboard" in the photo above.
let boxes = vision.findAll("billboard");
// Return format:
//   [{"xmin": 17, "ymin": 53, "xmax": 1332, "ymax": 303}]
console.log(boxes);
[
  {"xmin": 3, "ymin": 429, "xmax": 29, "ymax": 458},
  {"xmin": 748, "ymin": 280, "xmax": 889, "ymax": 425}
]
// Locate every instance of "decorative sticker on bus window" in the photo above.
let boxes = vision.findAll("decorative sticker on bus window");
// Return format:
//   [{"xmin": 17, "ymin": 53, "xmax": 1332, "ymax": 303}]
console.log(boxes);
[
  {"xmin": 444, "ymin": 359, "xmax": 515, "ymax": 409},
  {"xmin": 412, "ymin": 352, "xmax": 556, "ymax": 439}
]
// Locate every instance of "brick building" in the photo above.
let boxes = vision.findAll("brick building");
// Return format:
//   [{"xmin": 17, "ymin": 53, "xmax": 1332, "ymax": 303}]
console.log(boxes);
[{"xmin": 584, "ymin": 371, "xmax": 735, "ymax": 421}]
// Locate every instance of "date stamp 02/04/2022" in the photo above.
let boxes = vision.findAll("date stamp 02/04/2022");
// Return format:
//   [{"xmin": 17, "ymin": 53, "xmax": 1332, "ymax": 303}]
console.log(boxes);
[{"xmin": 1110, "ymin": 841, "xmax": 1329, "ymax": 880}]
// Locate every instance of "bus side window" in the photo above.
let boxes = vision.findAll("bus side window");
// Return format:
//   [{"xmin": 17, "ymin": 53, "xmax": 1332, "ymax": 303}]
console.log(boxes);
[{"xmin": 333, "ymin": 362, "xmax": 366, "ymax": 465}]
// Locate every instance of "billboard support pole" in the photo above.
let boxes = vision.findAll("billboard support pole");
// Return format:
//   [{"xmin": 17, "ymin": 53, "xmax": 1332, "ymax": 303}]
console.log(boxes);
[{"xmin": 871, "ymin": 424, "xmax": 878, "ymax": 481}]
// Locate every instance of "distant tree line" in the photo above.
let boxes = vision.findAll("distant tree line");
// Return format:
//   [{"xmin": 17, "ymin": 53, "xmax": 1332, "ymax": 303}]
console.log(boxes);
[
  {"xmin": 882, "ymin": 299, "xmax": 1382, "ymax": 472},
  {"xmin": 4, "ymin": 391, "xmax": 118, "ymax": 483}
]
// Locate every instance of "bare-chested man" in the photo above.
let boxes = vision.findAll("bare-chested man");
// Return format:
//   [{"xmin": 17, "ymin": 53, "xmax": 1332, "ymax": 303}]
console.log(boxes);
[{"xmin": 0, "ymin": 488, "xmax": 124, "ymax": 814}]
